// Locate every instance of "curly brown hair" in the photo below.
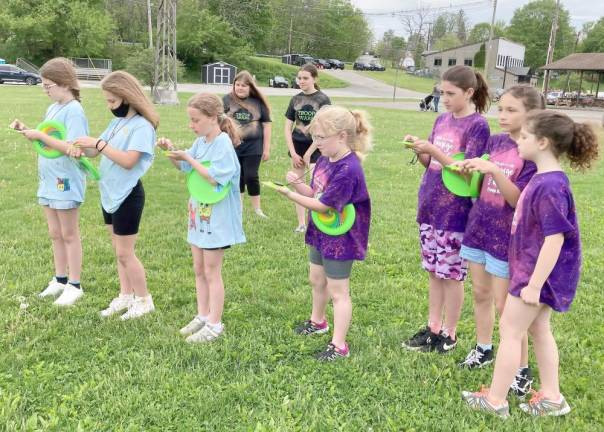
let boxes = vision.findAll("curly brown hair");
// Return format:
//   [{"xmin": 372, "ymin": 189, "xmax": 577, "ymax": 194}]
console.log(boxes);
[{"xmin": 525, "ymin": 110, "xmax": 599, "ymax": 170}]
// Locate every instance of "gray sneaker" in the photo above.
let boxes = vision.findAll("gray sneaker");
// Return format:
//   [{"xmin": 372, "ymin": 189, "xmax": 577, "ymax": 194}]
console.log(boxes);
[
  {"xmin": 462, "ymin": 387, "xmax": 510, "ymax": 419},
  {"xmin": 186, "ymin": 323, "xmax": 224, "ymax": 343},
  {"xmin": 519, "ymin": 391, "xmax": 571, "ymax": 417},
  {"xmin": 179, "ymin": 315, "xmax": 207, "ymax": 336}
]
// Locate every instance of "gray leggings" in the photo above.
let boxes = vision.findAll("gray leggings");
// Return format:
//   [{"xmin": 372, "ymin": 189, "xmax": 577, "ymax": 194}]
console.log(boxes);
[{"xmin": 309, "ymin": 247, "xmax": 354, "ymax": 280}]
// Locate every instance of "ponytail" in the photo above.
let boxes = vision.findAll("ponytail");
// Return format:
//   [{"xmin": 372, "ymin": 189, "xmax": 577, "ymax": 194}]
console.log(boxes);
[
  {"xmin": 472, "ymin": 71, "xmax": 490, "ymax": 114},
  {"xmin": 525, "ymin": 110, "xmax": 599, "ymax": 171},
  {"xmin": 218, "ymin": 113, "xmax": 241, "ymax": 147}
]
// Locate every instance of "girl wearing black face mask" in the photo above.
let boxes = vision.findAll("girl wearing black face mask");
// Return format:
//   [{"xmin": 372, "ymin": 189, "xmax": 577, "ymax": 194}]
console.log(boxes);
[{"xmin": 71, "ymin": 71, "xmax": 160, "ymax": 320}]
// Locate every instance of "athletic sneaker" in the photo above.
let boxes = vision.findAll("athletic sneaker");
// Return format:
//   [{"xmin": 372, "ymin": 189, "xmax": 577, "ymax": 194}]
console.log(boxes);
[
  {"xmin": 53, "ymin": 283, "xmax": 83, "ymax": 307},
  {"xmin": 316, "ymin": 343, "xmax": 350, "ymax": 361},
  {"xmin": 100, "ymin": 294, "xmax": 134, "ymax": 317},
  {"xmin": 434, "ymin": 332, "xmax": 458, "ymax": 353},
  {"xmin": 462, "ymin": 386, "xmax": 510, "ymax": 419},
  {"xmin": 294, "ymin": 319, "xmax": 329, "ymax": 336},
  {"xmin": 459, "ymin": 345, "xmax": 494, "ymax": 369},
  {"xmin": 254, "ymin": 208, "xmax": 268, "ymax": 218},
  {"xmin": 402, "ymin": 326, "xmax": 440, "ymax": 352},
  {"xmin": 120, "ymin": 296, "xmax": 155, "ymax": 320},
  {"xmin": 510, "ymin": 367, "xmax": 533, "ymax": 399},
  {"xmin": 519, "ymin": 390, "xmax": 571, "ymax": 417},
  {"xmin": 39, "ymin": 277, "xmax": 65, "ymax": 298},
  {"xmin": 186, "ymin": 323, "xmax": 224, "ymax": 343},
  {"xmin": 294, "ymin": 224, "xmax": 306, "ymax": 233},
  {"xmin": 179, "ymin": 315, "xmax": 207, "ymax": 336}
]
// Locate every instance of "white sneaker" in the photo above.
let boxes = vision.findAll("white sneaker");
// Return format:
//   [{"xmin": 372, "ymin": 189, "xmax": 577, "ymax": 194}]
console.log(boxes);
[
  {"xmin": 180, "ymin": 315, "xmax": 207, "ymax": 336},
  {"xmin": 53, "ymin": 283, "xmax": 83, "ymax": 306},
  {"xmin": 100, "ymin": 294, "xmax": 134, "ymax": 317},
  {"xmin": 39, "ymin": 278, "xmax": 65, "ymax": 298},
  {"xmin": 254, "ymin": 208, "xmax": 268, "ymax": 218},
  {"xmin": 186, "ymin": 323, "xmax": 224, "ymax": 343},
  {"xmin": 120, "ymin": 296, "xmax": 155, "ymax": 320},
  {"xmin": 294, "ymin": 224, "xmax": 306, "ymax": 233}
]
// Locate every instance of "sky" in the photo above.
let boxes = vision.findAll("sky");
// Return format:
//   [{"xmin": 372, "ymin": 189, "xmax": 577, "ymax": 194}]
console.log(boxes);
[{"xmin": 350, "ymin": 0, "xmax": 604, "ymax": 40}]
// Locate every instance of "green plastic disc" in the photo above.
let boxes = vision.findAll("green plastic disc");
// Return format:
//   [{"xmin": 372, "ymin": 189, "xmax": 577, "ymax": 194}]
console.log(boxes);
[
  {"xmin": 311, "ymin": 203, "xmax": 356, "ymax": 236},
  {"xmin": 75, "ymin": 157, "xmax": 101, "ymax": 180},
  {"xmin": 33, "ymin": 120, "xmax": 65, "ymax": 159},
  {"xmin": 442, "ymin": 153, "xmax": 489, "ymax": 197},
  {"xmin": 186, "ymin": 161, "xmax": 232, "ymax": 204}
]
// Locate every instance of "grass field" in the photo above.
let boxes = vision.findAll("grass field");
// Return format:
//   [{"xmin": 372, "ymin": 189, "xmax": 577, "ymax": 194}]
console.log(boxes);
[
  {"xmin": 0, "ymin": 86, "xmax": 603, "ymax": 431},
  {"xmin": 353, "ymin": 69, "xmax": 437, "ymax": 95}
]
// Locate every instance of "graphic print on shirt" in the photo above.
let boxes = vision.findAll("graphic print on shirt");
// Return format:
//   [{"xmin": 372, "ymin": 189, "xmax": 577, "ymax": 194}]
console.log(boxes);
[
  {"xmin": 188, "ymin": 201, "xmax": 197, "ymax": 231},
  {"xmin": 199, "ymin": 204, "xmax": 213, "ymax": 234},
  {"xmin": 430, "ymin": 133, "xmax": 458, "ymax": 169},
  {"xmin": 481, "ymin": 147, "xmax": 524, "ymax": 205},
  {"xmin": 57, "ymin": 177, "xmax": 70, "ymax": 192}
]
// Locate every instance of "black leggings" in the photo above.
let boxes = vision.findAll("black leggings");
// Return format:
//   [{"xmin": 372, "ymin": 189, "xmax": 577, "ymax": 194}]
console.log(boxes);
[{"xmin": 238, "ymin": 154, "xmax": 262, "ymax": 196}]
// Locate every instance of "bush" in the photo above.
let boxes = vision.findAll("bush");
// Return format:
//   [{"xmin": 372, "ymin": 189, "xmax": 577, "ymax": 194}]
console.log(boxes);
[{"xmin": 124, "ymin": 48, "xmax": 185, "ymax": 89}]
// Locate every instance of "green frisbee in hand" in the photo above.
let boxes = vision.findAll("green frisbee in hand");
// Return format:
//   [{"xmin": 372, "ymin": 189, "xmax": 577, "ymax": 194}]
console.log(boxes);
[
  {"xmin": 33, "ymin": 120, "xmax": 65, "ymax": 159},
  {"xmin": 442, "ymin": 153, "xmax": 490, "ymax": 198},
  {"xmin": 311, "ymin": 203, "xmax": 356, "ymax": 236},
  {"xmin": 186, "ymin": 161, "xmax": 231, "ymax": 204},
  {"xmin": 261, "ymin": 180, "xmax": 286, "ymax": 191}
]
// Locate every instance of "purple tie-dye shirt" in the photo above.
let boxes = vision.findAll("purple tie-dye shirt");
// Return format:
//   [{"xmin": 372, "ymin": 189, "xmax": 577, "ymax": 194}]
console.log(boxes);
[
  {"xmin": 416, "ymin": 112, "xmax": 490, "ymax": 232},
  {"xmin": 305, "ymin": 153, "xmax": 371, "ymax": 261},
  {"xmin": 508, "ymin": 172, "xmax": 581, "ymax": 312},
  {"xmin": 462, "ymin": 134, "xmax": 537, "ymax": 262}
]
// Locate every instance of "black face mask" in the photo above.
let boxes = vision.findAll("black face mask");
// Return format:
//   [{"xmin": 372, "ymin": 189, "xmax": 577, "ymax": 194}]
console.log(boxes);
[{"xmin": 111, "ymin": 101, "xmax": 130, "ymax": 118}]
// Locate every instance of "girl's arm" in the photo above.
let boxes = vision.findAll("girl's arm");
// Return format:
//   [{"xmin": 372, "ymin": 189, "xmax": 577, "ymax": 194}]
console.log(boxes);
[
  {"xmin": 458, "ymin": 158, "xmax": 521, "ymax": 207},
  {"xmin": 279, "ymin": 188, "xmax": 330, "ymax": 213},
  {"xmin": 262, "ymin": 122, "xmax": 271, "ymax": 161},
  {"xmin": 520, "ymin": 233, "xmax": 565, "ymax": 305},
  {"xmin": 156, "ymin": 137, "xmax": 181, "ymax": 169},
  {"xmin": 286, "ymin": 170, "xmax": 313, "ymax": 196},
  {"xmin": 303, "ymin": 142, "xmax": 318, "ymax": 166},
  {"xmin": 74, "ymin": 136, "xmax": 141, "ymax": 169},
  {"xmin": 20, "ymin": 129, "xmax": 73, "ymax": 154}
]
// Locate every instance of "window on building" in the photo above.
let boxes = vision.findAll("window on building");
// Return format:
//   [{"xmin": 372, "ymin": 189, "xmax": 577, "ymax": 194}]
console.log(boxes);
[
  {"xmin": 448, "ymin": 58, "xmax": 456, "ymax": 66},
  {"xmin": 464, "ymin": 58, "xmax": 473, "ymax": 66},
  {"xmin": 434, "ymin": 58, "xmax": 442, "ymax": 66}
]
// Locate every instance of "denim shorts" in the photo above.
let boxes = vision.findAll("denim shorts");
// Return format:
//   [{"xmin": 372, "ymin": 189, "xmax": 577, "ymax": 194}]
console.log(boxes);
[
  {"xmin": 38, "ymin": 197, "xmax": 81, "ymax": 210},
  {"xmin": 460, "ymin": 244, "xmax": 510, "ymax": 279},
  {"xmin": 308, "ymin": 246, "xmax": 354, "ymax": 280}
]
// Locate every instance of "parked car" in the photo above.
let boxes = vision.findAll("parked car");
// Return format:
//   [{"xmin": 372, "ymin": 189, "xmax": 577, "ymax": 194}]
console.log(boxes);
[
  {"xmin": 291, "ymin": 76, "xmax": 300, "ymax": 89},
  {"xmin": 327, "ymin": 59, "xmax": 345, "ymax": 69},
  {"xmin": 353, "ymin": 62, "xmax": 372, "ymax": 71},
  {"xmin": 294, "ymin": 56, "xmax": 314, "ymax": 66},
  {"xmin": 0, "ymin": 64, "xmax": 41, "ymax": 85},
  {"xmin": 370, "ymin": 62, "xmax": 386, "ymax": 71},
  {"xmin": 268, "ymin": 76, "xmax": 289, "ymax": 88},
  {"xmin": 546, "ymin": 91, "xmax": 563, "ymax": 105},
  {"xmin": 313, "ymin": 58, "xmax": 331, "ymax": 69}
]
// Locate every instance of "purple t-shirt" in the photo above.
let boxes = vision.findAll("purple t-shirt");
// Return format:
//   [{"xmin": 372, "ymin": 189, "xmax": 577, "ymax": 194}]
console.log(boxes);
[
  {"xmin": 508, "ymin": 172, "xmax": 581, "ymax": 312},
  {"xmin": 416, "ymin": 112, "xmax": 490, "ymax": 232},
  {"xmin": 305, "ymin": 153, "xmax": 371, "ymax": 261},
  {"xmin": 462, "ymin": 134, "xmax": 536, "ymax": 262}
]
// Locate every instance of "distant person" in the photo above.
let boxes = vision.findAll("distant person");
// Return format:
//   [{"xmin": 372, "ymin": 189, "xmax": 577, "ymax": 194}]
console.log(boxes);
[
  {"xmin": 223, "ymin": 71, "xmax": 272, "ymax": 218},
  {"xmin": 432, "ymin": 83, "xmax": 441, "ymax": 112},
  {"xmin": 284, "ymin": 63, "xmax": 331, "ymax": 233}
]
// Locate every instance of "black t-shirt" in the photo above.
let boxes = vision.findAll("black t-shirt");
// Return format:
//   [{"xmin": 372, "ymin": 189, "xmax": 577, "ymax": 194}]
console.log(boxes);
[
  {"xmin": 285, "ymin": 90, "xmax": 331, "ymax": 147},
  {"xmin": 223, "ymin": 94, "xmax": 271, "ymax": 157}
]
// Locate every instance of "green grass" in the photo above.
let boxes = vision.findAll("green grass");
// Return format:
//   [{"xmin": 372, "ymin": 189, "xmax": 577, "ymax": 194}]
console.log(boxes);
[
  {"xmin": 354, "ymin": 69, "xmax": 437, "ymax": 94},
  {"xmin": 1, "ymin": 86, "xmax": 603, "ymax": 430}
]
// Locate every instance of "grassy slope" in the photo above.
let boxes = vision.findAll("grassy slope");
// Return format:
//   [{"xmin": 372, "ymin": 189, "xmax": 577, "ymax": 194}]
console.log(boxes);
[
  {"xmin": 353, "ymin": 69, "xmax": 437, "ymax": 95},
  {"xmin": 0, "ymin": 86, "xmax": 603, "ymax": 430}
]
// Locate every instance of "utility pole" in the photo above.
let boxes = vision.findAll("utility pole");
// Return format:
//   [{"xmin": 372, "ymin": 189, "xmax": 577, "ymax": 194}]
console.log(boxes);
[
  {"xmin": 153, "ymin": 0, "xmax": 178, "ymax": 105},
  {"xmin": 563, "ymin": 31, "xmax": 581, "ymax": 95},
  {"xmin": 287, "ymin": 13, "xmax": 293, "ymax": 55},
  {"xmin": 542, "ymin": 0, "xmax": 561, "ymax": 96},
  {"xmin": 147, "ymin": 0, "xmax": 153, "ymax": 50},
  {"xmin": 483, "ymin": 0, "xmax": 497, "ymax": 85}
]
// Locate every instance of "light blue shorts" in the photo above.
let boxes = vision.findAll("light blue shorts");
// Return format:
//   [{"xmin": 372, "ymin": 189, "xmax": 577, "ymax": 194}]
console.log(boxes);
[
  {"xmin": 38, "ymin": 198, "xmax": 81, "ymax": 210},
  {"xmin": 460, "ymin": 244, "xmax": 509, "ymax": 279}
]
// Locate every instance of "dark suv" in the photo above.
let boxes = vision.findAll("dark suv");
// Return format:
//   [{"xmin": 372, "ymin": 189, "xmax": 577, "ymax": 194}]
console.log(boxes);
[
  {"xmin": 0, "ymin": 64, "xmax": 42, "ymax": 85},
  {"xmin": 327, "ymin": 59, "xmax": 345, "ymax": 69}
]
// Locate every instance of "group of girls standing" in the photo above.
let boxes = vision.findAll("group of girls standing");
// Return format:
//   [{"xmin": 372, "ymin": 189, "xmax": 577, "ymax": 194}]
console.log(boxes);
[{"xmin": 10, "ymin": 57, "xmax": 600, "ymax": 418}]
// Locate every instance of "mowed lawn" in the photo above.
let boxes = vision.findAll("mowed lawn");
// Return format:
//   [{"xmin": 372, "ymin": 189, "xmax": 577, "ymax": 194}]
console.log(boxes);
[{"xmin": 0, "ymin": 86, "xmax": 602, "ymax": 431}]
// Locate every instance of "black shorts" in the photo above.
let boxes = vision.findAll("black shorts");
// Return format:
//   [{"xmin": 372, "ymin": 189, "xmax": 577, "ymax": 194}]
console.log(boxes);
[
  {"xmin": 290, "ymin": 141, "xmax": 321, "ymax": 164},
  {"xmin": 102, "ymin": 181, "xmax": 145, "ymax": 236},
  {"xmin": 202, "ymin": 245, "xmax": 231, "ymax": 251}
]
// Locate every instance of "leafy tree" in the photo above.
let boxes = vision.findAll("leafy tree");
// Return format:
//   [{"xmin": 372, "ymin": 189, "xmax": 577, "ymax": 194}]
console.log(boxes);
[
  {"xmin": 375, "ymin": 30, "xmax": 406, "ymax": 67},
  {"xmin": 474, "ymin": 43, "xmax": 486, "ymax": 68},
  {"xmin": 506, "ymin": 0, "xmax": 574, "ymax": 69},
  {"xmin": 468, "ymin": 21, "xmax": 506, "ymax": 43},
  {"xmin": 433, "ymin": 33, "xmax": 461, "ymax": 52},
  {"xmin": 580, "ymin": 17, "xmax": 604, "ymax": 53}
]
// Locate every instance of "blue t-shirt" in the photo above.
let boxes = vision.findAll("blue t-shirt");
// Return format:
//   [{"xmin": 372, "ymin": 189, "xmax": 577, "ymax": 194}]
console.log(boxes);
[
  {"xmin": 180, "ymin": 132, "xmax": 246, "ymax": 249},
  {"xmin": 99, "ymin": 115, "xmax": 155, "ymax": 213},
  {"xmin": 38, "ymin": 101, "xmax": 89, "ymax": 203}
]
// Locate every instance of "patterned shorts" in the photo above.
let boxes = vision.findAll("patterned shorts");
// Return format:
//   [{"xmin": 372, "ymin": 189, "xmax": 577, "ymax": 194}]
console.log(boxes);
[{"xmin": 419, "ymin": 223, "xmax": 467, "ymax": 281}]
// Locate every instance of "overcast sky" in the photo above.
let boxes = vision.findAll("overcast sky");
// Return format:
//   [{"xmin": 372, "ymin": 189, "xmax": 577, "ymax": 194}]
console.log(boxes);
[{"xmin": 351, "ymin": 0, "xmax": 604, "ymax": 39}]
